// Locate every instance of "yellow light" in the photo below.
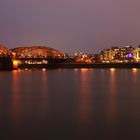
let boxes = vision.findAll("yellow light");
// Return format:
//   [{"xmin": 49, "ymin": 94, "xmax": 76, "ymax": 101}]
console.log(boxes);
[
  {"xmin": 132, "ymin": 68, "xmax": 138, "ymax": 73},
  {"xmin": 74, "ymin": 69, "xmax": 79, "ymax": 71},
  {"xmin": 42, "ymin": 68, "xmax": 46, "ymax": 72},
  {"xmin": 13, "ymin": 70, "xmax": 18, "ymax": 73},
  {"xmin": 13, "ymin": 60, "xmax": 18, "ymax": 65},
  {"xmin": 13, "ymin": 60, "xmax": 19, "ymax": 69},
  {"xmin": 81, "ymin": 68, "xmax": 88, "ymax": 72},
  {"xmin": 110, "ymin": 68, "xmax": 115, "ymax": 72}
]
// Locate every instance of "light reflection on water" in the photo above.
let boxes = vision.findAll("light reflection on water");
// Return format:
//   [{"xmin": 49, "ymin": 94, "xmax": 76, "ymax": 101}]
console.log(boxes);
[
  {"xmin": 0, "ymin": 69, "xmax": 140, "ymax": 139},
  {"xmin": 108, "ymin": 68, "xmax": 117, "ymax": 122},
  {"xmin": 11, "ymin": 70, "xmax": 20, "ymax": 125},
  {"xmin": 78, "ymin": 69, "xmax": 92, "ymax": 125}
]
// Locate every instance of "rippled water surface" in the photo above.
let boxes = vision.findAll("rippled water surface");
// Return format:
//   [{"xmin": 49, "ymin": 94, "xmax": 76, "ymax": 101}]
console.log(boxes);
[{"xmin": 0, "ymin": 68, "xmax": 140, "ymax": 140}]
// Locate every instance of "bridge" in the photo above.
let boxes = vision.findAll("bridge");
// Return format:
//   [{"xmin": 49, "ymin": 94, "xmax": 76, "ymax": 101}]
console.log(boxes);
[{"xmin": 0, "ymin": 44, "xmax": 69, "ymax": 70}]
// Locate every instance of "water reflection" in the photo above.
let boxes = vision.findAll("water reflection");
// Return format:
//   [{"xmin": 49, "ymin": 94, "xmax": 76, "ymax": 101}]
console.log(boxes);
[
  {"xmin": 78, "ymin": 69, "xmax": 92, "ymax": 126},
  {"xmin": 1, "ymin": 69, "xmax": 140, "ymax": 139},
  {"xmin": 110, "ymin": 68, "xmax": 116, "ymax": 72},
  {"xmin": 108, "ymin": 68, "xmax": 117, "ymax": 121},
  {"xmin": 40, "ymin": 70, "xmax": 49, "ymax": 118},
  {"xmin": 42, "ymin": 68, "xmax": 46, "ymax": 72},
  {"xmin": 132, "ymin": 68, "xmax": 138, "ymax": 73},
  {"xmin": 11, "ymin": 70, "xmax": 21, "ymax": 126},
  {"xmin": 41, "ymin": 69, "xmax": 47, "ymax": 85},
  {"xmin": 81, "ymin": 68, "xmax": 89, "ymax": 72},
  {"xmin": 110, "ymin": 68, "xmax": 116, "ymax": 93},
  {"xmin": 132, "ymin": 68, "xmax": 139, "ymax": 89},
  {"xmin": 74, "ymin": 68, "xmax": 79, "ymax": 71},
  {"xmin": 10, "ymin": 70, "xmax": 50, "ymax": 130},
  {"xmin": 132, "ymin": 68, "xmax": 138, "ymax": 81}
]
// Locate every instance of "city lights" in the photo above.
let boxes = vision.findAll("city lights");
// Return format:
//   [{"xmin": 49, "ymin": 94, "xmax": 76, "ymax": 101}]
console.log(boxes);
[{"xmin": 1, "ymin": 45, "xmax": 140, "ymax": 70}]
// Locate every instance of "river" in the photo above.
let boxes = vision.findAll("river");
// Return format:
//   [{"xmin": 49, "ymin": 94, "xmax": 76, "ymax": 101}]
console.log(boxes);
[{"xmin": 0, "ymin": 68, "xmax": 140, "ymax": 140}]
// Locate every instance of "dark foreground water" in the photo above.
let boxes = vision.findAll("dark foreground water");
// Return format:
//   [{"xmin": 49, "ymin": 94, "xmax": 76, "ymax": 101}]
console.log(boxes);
[{"xmin": 0, "ymin": 68, "xmax": 140, "ymax": 140}]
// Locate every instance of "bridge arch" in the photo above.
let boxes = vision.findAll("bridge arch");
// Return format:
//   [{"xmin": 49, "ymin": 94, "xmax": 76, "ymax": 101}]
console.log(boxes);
[
  {"xmin": 11, "ymin": 46, "xmax": 67, "ymax": 59},
  {"xmin": 0, "ymin": 44, "xmax": 12, "ymax": 57}
]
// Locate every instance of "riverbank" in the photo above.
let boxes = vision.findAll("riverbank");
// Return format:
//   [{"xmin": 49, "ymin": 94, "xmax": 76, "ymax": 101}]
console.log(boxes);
[{"xmin": 18, "ymin": 63, "xmax": 140, "ymax": 69}]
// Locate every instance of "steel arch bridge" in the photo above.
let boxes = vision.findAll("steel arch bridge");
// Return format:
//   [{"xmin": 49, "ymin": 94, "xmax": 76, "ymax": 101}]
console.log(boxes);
[
  {"xmin": 11, "ymin": 46, "xmax": 67, "ymax": 59},
  {"xmin": 0, "ymin": 44, "xmax": 12, "ymax": 57}
]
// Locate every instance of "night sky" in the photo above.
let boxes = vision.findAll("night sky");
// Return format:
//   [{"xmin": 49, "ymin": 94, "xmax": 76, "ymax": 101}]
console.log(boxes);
[{"xmin": 0, "ymin": 0, "xmax": 140, "ymax": 53}]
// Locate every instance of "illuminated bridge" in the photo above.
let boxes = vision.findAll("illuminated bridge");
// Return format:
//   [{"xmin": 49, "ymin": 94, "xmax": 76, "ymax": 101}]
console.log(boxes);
[
  {"xmin": 11, "ymin": 46, "xmax": 68, "ymax": 68},
  {"xmin": 0, "ymin": 44, "xmax": 13, "ymax": 70},
  {"xmin": 11, "ymin": 46, "xmax": 67, "ymax": 59},
  {"xmin": 0, "ymin": 44, "xmax": 12, "ymax": 57},
  {"xmin": 0, "ymin": 45, "xmax": 69, "ymax": 70}
]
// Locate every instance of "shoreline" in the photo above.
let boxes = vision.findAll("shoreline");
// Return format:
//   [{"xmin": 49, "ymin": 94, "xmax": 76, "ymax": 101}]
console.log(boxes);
[{"xmin": 18, "ymin": 63, "xmax": 140, "ymax": 69}]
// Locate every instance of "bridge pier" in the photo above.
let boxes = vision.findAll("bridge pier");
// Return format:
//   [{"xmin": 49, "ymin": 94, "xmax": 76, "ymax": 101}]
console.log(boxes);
[
  {"xmin": 0, "ymin": 57, "xmax": 14, "ymax": 70},
  {"xmin": 12, "ymin": 60, "xmax": 19, "ymax": 70}
]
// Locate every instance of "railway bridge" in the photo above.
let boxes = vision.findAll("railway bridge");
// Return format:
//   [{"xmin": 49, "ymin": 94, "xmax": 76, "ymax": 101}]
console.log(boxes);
[{"xmin": 0, "ymin": 45, "xmax": 68, "ymax": 70}]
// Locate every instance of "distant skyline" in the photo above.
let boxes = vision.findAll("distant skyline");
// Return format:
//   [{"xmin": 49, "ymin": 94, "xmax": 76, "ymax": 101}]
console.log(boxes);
[{"xmin": 0, "ymin": 0, "xmax": 140, "ymax": 53}]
